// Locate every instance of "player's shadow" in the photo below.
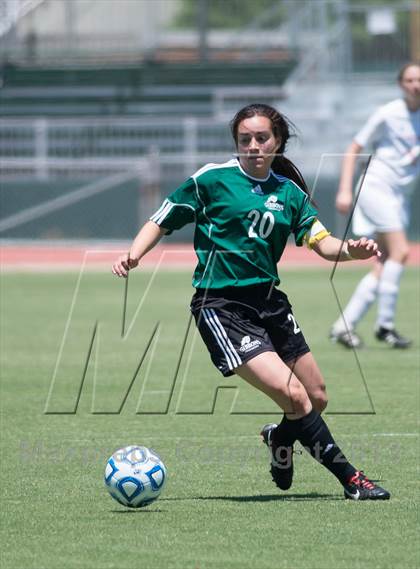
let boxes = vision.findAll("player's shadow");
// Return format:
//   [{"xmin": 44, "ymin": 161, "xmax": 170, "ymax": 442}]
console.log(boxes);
[
  {"xmin": 162, "ymin": 493, "xmax": 341, "ymax": 503},
  {"xmin": 111, "ymin": 508, "xmax": 166, "ymax": 513}
]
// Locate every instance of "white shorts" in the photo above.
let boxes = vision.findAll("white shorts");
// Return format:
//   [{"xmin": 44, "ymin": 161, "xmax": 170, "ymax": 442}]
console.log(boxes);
[{"xmin": 352, "ymin": 174, "xmax": 412, "ymax": 237}]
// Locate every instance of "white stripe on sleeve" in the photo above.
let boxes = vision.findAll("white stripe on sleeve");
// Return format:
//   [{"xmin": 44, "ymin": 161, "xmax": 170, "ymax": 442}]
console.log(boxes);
[{"xmin": 150, "ymin": 199, "xmax": 173, "ymax": 225}]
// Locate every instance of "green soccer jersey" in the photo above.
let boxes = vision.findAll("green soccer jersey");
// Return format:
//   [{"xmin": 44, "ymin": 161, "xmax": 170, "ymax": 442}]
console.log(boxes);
[{"xmin": 150, "ymin": 158, "xmax": 318, "ymax": 289}]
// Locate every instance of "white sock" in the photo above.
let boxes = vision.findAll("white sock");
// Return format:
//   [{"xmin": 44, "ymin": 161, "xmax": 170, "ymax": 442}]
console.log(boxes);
[
  {"xmin": 376, "ymin": 260, "xmax": 404, "ymax": 330},
  {"xmin": 333, "ymin": 272, "xmax": 379, "ymax": 333}
]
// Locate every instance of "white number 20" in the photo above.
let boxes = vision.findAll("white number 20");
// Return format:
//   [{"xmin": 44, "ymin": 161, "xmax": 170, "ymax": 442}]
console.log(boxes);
[
  {"xmin": 247, "ymin": 210, "xmax": 275, "ymax": 239},
  {"xmin": 287, "ymin": 313, "xmax": 301, "ymax": 334}
]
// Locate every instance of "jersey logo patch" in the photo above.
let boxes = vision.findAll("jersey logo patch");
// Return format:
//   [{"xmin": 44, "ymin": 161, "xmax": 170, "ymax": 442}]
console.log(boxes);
[
  {"xmin": 251, "ymin": 185, "xmax": 264, "ymax": 196},
  {"xmin": 264, "ymin": 195, "xmax": 284, "ymax": 211},
  {"xmin": 239, "ymin": 335, "xmax": 262, "ymax": 353}
]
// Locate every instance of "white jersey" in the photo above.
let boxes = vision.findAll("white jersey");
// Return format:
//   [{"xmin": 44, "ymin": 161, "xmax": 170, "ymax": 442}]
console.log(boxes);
[{"xmin": 354, "ymin": 98, "xmax": 420, "ymax": 189}]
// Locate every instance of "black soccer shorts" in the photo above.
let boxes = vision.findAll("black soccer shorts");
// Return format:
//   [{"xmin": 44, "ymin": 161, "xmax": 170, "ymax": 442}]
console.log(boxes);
[{"xmin": 190, "ymin": 284, "xmax": 310, "ymax": 377}]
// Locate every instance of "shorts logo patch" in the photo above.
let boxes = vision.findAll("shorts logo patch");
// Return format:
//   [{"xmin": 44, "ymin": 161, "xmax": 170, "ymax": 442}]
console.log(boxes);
[
  {"xmin": 264, "ymin": 195, "xmax": 284, "ymax": 211},
  {"xmin": 239, "ymin": 335, "xmax": 262, "ymax": 353}
]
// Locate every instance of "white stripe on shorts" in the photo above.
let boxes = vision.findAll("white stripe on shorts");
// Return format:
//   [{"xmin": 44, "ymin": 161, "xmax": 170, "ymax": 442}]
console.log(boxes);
[
  {"xmin": 150, "ymin": 199, "xmax": 173, "ymax": 225},
  {"xmin": 202, "ymin": 308, "xmax": 242, "ymax": 370}
]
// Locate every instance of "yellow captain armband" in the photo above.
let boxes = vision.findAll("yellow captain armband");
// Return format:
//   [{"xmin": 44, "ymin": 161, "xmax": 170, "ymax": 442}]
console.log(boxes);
[{"xmin": 304, "ymin": 220, "xmax": 331, "ymax": 249}]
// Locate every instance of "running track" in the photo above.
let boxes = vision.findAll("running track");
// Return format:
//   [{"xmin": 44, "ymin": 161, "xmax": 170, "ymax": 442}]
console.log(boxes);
[{"xmin": 1, "ymin": 243, "xmax": 419, "ymax": 270}]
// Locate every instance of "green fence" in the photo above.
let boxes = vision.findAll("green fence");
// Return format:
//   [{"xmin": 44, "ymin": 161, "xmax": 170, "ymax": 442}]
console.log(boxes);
[{"xmin": 1, "ymin": 174, "xmax": 418, "ymax": 241}]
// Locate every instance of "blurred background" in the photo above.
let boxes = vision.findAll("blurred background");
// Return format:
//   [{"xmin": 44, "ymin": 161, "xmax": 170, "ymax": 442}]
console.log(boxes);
[{"xmin": 0, "ymin": 0, "xmax": 419, "ymax": 244}]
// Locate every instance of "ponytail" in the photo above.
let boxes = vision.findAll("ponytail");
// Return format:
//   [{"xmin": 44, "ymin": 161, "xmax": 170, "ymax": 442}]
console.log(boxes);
[{"xmin": 271, "ymin": 154, "xmax": 310, "ymax": 196}]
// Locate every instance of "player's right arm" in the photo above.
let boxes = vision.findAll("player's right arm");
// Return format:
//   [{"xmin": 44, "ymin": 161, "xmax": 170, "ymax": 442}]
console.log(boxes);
[
  {"xmin": 112, "ymin": 175, "xmax": 201, "ymax": 278},
  {"xmin": 335, "ymin": 140, "xmax": 363, "ymax": 214},
  {"xmin": 112, "ymin": 221, "xmax": 168, "ymax": 278}
]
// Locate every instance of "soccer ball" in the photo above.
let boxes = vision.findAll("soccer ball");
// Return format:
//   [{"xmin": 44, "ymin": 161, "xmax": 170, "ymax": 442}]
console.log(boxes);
[{"xmin": 104, "ymin": 445, "xmax": 167, "ymax": 508}]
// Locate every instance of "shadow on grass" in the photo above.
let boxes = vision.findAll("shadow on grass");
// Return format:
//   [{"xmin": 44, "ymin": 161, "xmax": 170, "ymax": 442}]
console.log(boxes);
[
  {"xmin": 161, "ymin": 493, "xmax": 341, "ymax": 503},
  {"xmin": 111, "ymin": 508, "xmax": 166, "ymax": 513}
]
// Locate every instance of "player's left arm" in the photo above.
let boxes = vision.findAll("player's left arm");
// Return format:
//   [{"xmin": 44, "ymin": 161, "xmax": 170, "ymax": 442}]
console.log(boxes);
[{"xmin": 304, "ymin": 220, "xmax": 381, "ymax": 261}]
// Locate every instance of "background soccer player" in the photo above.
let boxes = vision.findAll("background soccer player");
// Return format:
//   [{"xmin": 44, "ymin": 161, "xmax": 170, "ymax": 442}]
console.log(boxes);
[{"xmin": 331, "ymin": 62, "xmax": 420, "ymax": 349}]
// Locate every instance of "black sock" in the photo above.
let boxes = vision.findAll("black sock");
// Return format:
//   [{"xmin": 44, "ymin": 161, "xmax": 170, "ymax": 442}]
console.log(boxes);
[
  {"xmin": 272, "ymin": 414, "xmax": 298, "ymax": 448},
  {"xmin": 296, "ymin": 409, "xmax": 356, "ymax": 484},
  {"xmin": 270, "ymin": 415, "xmax": 298, "ymax": 467},
  {"xmin": 273, "ymin": 409, "xmax": 357, "ymax": 484}
]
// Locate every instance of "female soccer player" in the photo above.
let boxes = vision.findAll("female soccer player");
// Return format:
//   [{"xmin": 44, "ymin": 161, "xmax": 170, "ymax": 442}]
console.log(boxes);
[
  {"xmin": 331, "ymin": 62, "xmax": 420, "ymax": 349},
  {"xmin": 112, "ymin": 103, "xmax": 390, "ymax": 500}
]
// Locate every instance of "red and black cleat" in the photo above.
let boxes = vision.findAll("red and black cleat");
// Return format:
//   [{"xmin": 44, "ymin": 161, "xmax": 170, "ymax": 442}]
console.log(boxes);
[{"xmin": 343, "ymin": 470, "xmax": 390, "ymax": 500}]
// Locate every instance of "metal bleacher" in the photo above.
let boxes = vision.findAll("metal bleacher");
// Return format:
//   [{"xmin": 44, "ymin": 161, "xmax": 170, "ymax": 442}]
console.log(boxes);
[
  {"xmin": 0, "ymin": 60, "xmax": 295, "ymax": 117},
  {"xmin": 1, "ymin": 0, "xmax": 419, "ymax": 241}
]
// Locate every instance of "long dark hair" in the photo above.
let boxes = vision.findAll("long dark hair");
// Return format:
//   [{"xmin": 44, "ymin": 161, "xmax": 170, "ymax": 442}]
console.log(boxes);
[{"xmin": 230, "ymin": 103, "xmax": 310, "ymax": 196}]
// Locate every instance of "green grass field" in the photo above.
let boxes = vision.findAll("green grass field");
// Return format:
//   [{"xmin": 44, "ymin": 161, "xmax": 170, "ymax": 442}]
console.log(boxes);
[{"xmin": 1, "ymin": 267, "xmax": 419, "ymax": 569}]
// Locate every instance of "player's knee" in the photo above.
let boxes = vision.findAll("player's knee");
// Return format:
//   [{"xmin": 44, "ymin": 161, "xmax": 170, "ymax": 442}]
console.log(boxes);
[
  {"xmin": 312, "ymin": 387, "xmax": 328, "ymax": 413},
  {"xmin": 288, "ymin": 382, "xmax": 312, "ymax": 415},
  {"xmin": 400, "ymin": 246, "xmax": 410, "ymax": 264},
  {"xmin": 390, "ymin": 245, "xmax": 410, "ymax": 264}
]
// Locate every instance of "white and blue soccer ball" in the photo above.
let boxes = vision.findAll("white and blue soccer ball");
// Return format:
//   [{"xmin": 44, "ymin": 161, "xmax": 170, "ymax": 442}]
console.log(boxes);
[{"xmin": 104, "ymin": 445, "xmax": 167, "ymax": 508}]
